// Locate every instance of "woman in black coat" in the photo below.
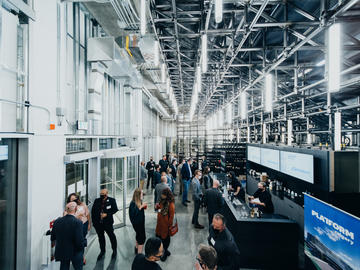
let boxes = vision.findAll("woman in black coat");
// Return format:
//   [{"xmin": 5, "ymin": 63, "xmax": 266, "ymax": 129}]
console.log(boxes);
[{"xmin": 129, "ymin": 188, "xmax": 148, "ymax": 254}]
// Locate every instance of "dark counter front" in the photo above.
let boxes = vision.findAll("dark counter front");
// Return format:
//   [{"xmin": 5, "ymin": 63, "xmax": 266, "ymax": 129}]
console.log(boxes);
[{"xmin": 222, "ymin": 194, "xmax": 299, "ymax": 269}]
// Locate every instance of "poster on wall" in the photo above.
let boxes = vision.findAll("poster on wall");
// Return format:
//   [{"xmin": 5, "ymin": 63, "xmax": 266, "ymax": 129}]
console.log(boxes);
[{"xmin": 304, "ymin": 194, "xmax": 360, "ymax": 270}]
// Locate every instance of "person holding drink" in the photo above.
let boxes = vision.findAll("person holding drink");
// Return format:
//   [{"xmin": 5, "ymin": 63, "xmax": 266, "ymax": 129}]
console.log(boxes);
[{"xmin": 129, "ymin": 188, "xmax": 148, "ymax": 254}]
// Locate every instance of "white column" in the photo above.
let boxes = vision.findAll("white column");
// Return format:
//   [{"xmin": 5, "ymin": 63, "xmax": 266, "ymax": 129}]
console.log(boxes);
[
  {"xmin": 247, "ymin": 126, "xmax": 250, "ymax": 143},
  {"xmin": 262, "ymin": 123, "xmax": 267, "ymax": 144},
  {"xmin": 334, "ymin": 112, "xmax": 341, "ymax": 151},
  {"xmin": 287, "ymin": 120, "xmax": 293, "ymax": 146}
]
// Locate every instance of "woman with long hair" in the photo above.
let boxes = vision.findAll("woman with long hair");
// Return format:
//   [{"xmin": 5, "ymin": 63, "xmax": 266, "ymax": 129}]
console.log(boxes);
[
  {"xmin": 66, "ymin": 193, "xmax": 91, "ymax": 265},
  {"xmin": 155, "ymin": 188, "xmax": 175, "ymax": 262},
  {"xmin": 129, "ymin": 188, "xmax": 148, "ymax": 254}
]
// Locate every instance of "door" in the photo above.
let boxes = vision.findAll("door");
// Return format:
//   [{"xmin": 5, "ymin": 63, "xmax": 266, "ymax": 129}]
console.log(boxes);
[
  {"xmin": 65, "ymin": 160, "xmax": 89, "ymax": 204},
  {"xmin": 100, "ymin": 158, "xmax": 125, "ymax": 227}
]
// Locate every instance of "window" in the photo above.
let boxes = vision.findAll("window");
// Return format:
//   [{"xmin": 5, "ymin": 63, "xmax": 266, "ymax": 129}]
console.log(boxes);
[{"xmin": 65, "ymin": 160, "xmax": 89, "ymax": 204}]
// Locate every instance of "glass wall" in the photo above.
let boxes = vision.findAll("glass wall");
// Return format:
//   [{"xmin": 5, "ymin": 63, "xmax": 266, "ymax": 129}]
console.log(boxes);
[
  {"xmin": 0, "ymin": 139, "xmax": 18, "ymax": 269},
  {"xmin": 99, "ymin": 154, "xmax": 139, "ymax": 226},
  {"xmin": 126, "ymin": 156, "xmax": 138, "ymax": 206},
  {"xmin": 65, "ymin": 160, "xmax": 89, "ymax": 203}
]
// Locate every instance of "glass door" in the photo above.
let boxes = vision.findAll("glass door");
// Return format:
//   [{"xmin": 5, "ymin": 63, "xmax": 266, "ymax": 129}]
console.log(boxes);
[
  {"xmin": 114, "ymin": 158, "xmax": 124, "ymax": 226},
  {"xmin": 0, "ymin": 139, "xmax": 18, "ymax": 269},
  {"xmin": 100, "ymin": 158, "xmax": 125, "ymax": 227},
  {"xmin": 65, "ymin": 160, "xmax": 89, "ymax": 204},
  {"xmin": 125, "ymin": 155, "xmax": 139, "ymax": 206}
]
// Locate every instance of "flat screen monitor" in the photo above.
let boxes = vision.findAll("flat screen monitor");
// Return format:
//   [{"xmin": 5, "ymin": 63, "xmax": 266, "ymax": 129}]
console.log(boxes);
[
  {"xmin": 247, "ymin": 146, "xmax": 261, "ymax": 164},
  {"xmin": 280, "ymin": 151, "xmax": 314, "ymax": 183},
  {"xmin": 260, "ymin": 148, "xmax": 280, "ymax": 171}
]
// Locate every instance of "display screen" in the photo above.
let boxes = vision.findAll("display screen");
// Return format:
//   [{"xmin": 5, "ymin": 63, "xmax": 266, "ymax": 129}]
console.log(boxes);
[
  {"xmin": 260, "ymin": 148, "xmax": 280, "ymax": 171},
  {"xmin": 0, "ymin": 145, "xmax": 8, "ymax": 161},
  {"xmin": 247, "ymin": 146, "xmax": 260, "ymax": 164},
  {"xmin": 280, "ymin": 151, "xmax": 314, "ymax": 183}
]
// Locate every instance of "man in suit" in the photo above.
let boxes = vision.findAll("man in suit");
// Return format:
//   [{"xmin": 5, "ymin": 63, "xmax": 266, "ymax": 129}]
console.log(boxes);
[
  {"xmin": 153, "ymin": 164, "xmax": 162, "ymax": 187},
  {"xmin": 204, "ymin": 179, "xmax": 224, "ymax": 226},
  {"xmin": 192, "ymin": 170, "xmax": 204, "ymax": 229},
  {"xmin": 181, "ymin": 158, "xmax": 193, "ymax": 206},
  {"xmin": 146, "ymin": 156, "xmax": 155, "ymax": 189},
  {"xmin": 91, "ymin": 189, "xmax": 119, "ymax": 260},
  {"xmin": 51, "ymin": 202, "xmax": 84, "ymax": 270},
  {"xmin": 159, "ymin": 155, "xmax": 169, "ymax": 173}
]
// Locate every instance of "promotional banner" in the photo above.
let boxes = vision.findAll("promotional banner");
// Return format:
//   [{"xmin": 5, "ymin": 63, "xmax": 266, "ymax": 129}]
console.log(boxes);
[{"xmin": 304, "ymin": 194, "xmax": 360, "ymax": 270}]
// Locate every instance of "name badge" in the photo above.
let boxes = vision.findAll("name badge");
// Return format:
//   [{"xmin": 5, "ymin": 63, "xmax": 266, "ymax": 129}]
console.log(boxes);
[
  {"xmin": 210, "ymin": 237, "xmax": 215, "ymax": 246},
  {"xmin": 158, "ymin": 209, "xmax": 161, "ymax": 213},
  {"xmin": 106, "ymin": 205, "xmax": 111, "ymax": 209}
]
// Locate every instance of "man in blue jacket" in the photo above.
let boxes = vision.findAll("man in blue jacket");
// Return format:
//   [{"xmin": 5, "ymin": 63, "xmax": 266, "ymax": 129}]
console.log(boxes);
[
  {"xmin": 51, "ymin": 202, "xmax": 84, "ymax": 270},
  {"xmin": 181, "ymin": 158, "xmax": 193, "ymax": 206}
]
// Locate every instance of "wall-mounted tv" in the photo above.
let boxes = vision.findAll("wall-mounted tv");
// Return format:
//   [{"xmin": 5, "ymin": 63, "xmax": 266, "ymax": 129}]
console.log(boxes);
[
  {"xmin": 247, "ymin": 146, "xmax": 261, "ymax": 164},
  {"xmin": 280, "ymin": 151, "xmax": 314, "ymax": 183},
  {"xmin": 260, "ymin": 148, "xmax": 280, "ymax": 171}
]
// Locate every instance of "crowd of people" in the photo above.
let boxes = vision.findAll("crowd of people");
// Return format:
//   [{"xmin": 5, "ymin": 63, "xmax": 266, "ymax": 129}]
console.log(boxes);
[{"xmin": 50, "ymin": 153, "xmax": 246, "ymax": 270}]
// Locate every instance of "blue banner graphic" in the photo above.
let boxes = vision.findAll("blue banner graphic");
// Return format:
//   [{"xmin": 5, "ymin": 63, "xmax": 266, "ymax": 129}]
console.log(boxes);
[{"xmin": 304, "ymin": 194, "xmax": 360, "ymax": 270}]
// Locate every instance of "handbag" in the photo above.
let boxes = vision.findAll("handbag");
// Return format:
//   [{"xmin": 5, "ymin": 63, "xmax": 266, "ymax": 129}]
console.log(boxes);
[{"xmin": 169, "ymin": 213, "xmax": 178, "ymax": 236}]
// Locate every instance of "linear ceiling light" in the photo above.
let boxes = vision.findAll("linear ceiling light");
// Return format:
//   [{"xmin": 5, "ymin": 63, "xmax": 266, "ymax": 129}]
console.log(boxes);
[
  {"xmin": 215, "ymin": 0, "xmax": 223, "ymax": 24},
  {"xmin": 201, "ymin": 33, "xmax": 208, "ymax": 73},
  {"xmin": 328, "ymin": 23, "xmax": 341, "ymax": 92},
  {"xmin": 154, "ymin": 40, "xmax": 159, "ymax": 66},
  {"xmin": 196, "ymin": 65, "xmax": 201, "ymax": 93},
  {"xmin": 240, "ymin": 91, "xmax": 247, "ymax": 120},
  {"xmin": 226, "ymin": 104, "xmax": 232, "ymax": 125},
  {"xmin": 140, "ymin": 0, "xmax": 146, "ymax": 36},
  {"xmin": 161, "ymin": 62, "xmax": 166, "ymax": 83},
  {"xmin": 265, "ymin": 73, "xmax": 273, "ymax": 112}
]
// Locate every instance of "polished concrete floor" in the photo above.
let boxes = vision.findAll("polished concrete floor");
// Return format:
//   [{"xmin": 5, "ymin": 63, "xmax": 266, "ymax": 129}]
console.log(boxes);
[{"xmin": 83, "ymin": 184, "xmax": 210, "ymax": 270}]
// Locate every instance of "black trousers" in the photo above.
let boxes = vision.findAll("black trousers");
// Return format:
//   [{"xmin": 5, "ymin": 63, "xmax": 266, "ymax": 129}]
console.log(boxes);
[
  {"xmin": 192, "ymin": 199, "xmax": 201, "ymax": 225},
  {"xmin": 59, "ymin": 251, "xmax": 83, "ymax": 270},
  {"xmin": 95, "ymin": 224, "xmax": 117, "ymax": 253},
  {"xmin": 156, "ymin": 234, "xmax": 170, "ymax": 252},
  {"xmin": 208, "ymin": 212, "xmax": 215, "ymax": 227},
  {"xmin": 147, "ymin": 171, "xmax": 154, "ymax": 188}
]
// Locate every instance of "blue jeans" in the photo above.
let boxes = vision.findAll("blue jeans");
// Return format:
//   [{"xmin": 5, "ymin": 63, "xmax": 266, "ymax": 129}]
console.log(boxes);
[{"xmin": 182, "ymin": 179, "xmax": 190, "ymax": 203}]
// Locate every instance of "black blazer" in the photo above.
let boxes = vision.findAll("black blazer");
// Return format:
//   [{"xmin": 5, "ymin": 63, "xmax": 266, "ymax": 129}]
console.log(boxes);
[
  {"xmin": 204, "ymin": 188, "xmax": 224, "ymax": 214},
  {"xmin": 159, "ymin": 159, "xmax": 169, "ymax": 173},
  {"xmin": 91, "ymin": 196, "xmax": 119, "ymax": 227},
  {"xmin": 50, "ymin": 215, "xmax": 84, "ymax": 261},
  {"xmin": 181, "ymin": 162, "xmax": 192, "ymax": 180}
]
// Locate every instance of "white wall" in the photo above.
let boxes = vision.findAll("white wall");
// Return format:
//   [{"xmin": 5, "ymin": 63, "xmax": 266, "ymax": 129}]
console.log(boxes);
[
  {"xmin": 28, "ymin": 1, "xmax": 66, "ymax": 268},
  {"xmin": 0, "ymin": 9, "xmax": 19, "ymax": 132}
]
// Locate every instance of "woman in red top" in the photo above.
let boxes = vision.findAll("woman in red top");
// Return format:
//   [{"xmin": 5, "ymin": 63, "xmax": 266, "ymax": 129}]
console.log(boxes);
[{"xmin": 155, "ymin": 188, "xmax": 175, "ymax": 262}]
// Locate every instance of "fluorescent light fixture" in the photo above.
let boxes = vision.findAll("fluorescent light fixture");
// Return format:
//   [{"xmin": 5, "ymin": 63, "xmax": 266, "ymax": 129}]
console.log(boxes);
[
  {"xmin": 196, "ymin": 66, "xmax": 201, "ymax": 93},
  {"xmin": 316, "ymin": 59, "xmax": 325, "ymax": 67},
  {"xmin": 201, "ymin": 33, "xmax": 208, "ymax": 73},
  {"xmin": 240, "ymin": 91, "xmax": 247, "ymax": 120},
  {"xmin": 215, "ymin": 0, "xmax": 223, "ymax": 24},
  {"xmin": 226, "ymin": 104, "xmax": 232, "ymax": 125},
  {"xmin": 328, "ymin": 23, "xmax": 341, "ymax": 92},
  {"xmin": 218, "ymin": 109, "xmax": 224, "ymax": 127},
  {"xmin": 166, "ymin": 78, "xmax": 170, "ymax": 94},
  {"xmin": 154, "ymin": 40, "xmax": 159, "ymax": 66},
  {"xmin": 161, "ymin": 63, "xmax": 166, "ymax": 83},
  {"xmin": 140, "ymin": 0, "xmax": 146, "ymax": 36},
  {"xmin": 265, "ymin": 73, "xmax": 273, "ymax": 112}
]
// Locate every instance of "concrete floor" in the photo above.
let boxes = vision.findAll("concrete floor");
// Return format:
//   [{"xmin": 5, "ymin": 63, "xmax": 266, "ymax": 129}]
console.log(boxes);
[{"xmin": 83, "ymin": 185, "xmax": 209, "ymax": 270}]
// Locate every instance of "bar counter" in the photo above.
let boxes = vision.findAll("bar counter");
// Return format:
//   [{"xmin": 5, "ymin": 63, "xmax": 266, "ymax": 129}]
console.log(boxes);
[{"xmin": 221, "ymin": 190, "xmax": 299, "ymax": 269}]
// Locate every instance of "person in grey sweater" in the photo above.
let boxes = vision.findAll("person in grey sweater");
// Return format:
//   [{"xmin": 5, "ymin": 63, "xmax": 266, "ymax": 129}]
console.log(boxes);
[
  {"xmin": 192, "ymin": 170, "xmax": 204, "ymax": 229},
  {"xmin": 154, "ymin": 176, "xmax": 170, "ymax": 207}
]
